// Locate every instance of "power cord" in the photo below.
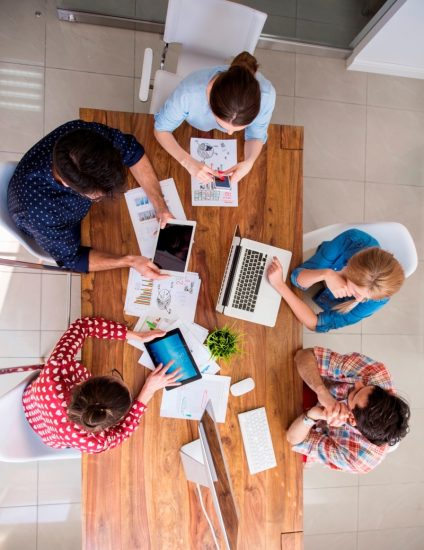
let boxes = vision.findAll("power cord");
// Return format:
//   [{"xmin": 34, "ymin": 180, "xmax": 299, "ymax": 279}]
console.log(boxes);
[{"xmin": 196, "ymin": 483, "xmax": 220, "ymax": 550}]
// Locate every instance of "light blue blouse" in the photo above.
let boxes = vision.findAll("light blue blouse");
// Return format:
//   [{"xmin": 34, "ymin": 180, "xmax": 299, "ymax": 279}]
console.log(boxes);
[
  {"xmin": 154, "ymin": 66, "xmax": 276, "ymax": 143},
  {"xmin": 291, "ymin": 229, "xmax": 389, "ymax": 333}
]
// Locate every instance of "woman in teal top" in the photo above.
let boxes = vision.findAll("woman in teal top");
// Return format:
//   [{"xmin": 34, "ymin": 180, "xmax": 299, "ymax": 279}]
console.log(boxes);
[
  {"xmin": 154, "ymin": 51, "xmax": 276, "ymax": 185},
  {"xmin": 267, "ymin": 229, "xmax": 405, "ymax": 332}
]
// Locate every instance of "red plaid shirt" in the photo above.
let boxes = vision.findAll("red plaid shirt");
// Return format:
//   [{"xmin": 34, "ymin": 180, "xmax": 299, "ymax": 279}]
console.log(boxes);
[{"xmin": 293, "ymin": 347, "xmax": 394, "ymax": 474}]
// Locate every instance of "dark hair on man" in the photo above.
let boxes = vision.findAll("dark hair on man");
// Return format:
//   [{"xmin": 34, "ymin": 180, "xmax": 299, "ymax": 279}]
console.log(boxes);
[
  {"xmin": 352, "ymin": 386, "xmax": 410, "ymax": 446},
  {"xmin": 67, "ymin": 376, "xmax": 132, "ymax": 432},
  {"xmin": 53, "ymin": 129, "xmax": 126, "ymax": 197},
  {"xmin": 209, "ymin": 51, "xmax": 261, "ymax": 126}
]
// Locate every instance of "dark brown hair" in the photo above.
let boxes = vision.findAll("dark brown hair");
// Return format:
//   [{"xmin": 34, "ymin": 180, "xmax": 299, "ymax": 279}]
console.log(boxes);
[
  {"xmin": 209, "ymin": 51, "xmax": 261, "ymax": 126},
  {"xmin": 67, "ymin": 376, "xmax": 132, "ymax": 432},
  {"xmin": 352, "ymin": 386, "xmax": 410, "ymax": 446}
]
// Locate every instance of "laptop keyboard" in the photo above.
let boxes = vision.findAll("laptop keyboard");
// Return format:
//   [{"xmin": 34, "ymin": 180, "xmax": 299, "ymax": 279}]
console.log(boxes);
[{"xmin": 232, "ymin": 250, "xmax": 268, "ymax": 312}]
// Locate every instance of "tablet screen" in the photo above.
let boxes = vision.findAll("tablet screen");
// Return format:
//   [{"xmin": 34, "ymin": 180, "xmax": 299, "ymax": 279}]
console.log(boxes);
[
  {"xmin": 144, "ymin": 329, "xmax": 201, "ymax": 390},
  {"xmin": 153, "ymin": 223, "xmax": 194, "ymax": 273}
]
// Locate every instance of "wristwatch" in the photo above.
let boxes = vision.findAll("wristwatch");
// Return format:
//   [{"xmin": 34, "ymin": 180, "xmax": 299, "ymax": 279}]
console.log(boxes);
[{"xmin": 302, "ymin": 413, "xmax": 316, "ymax": 428}]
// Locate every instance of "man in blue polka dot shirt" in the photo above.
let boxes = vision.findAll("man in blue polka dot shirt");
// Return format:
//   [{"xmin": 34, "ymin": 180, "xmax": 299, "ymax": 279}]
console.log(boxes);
[{"xmin": 7, "ymin": 120, "xmax": 173, "ymax": 276}]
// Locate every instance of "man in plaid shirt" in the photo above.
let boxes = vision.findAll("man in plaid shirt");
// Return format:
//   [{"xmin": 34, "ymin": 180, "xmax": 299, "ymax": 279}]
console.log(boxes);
[{"xmin": 287, "ymin": 347, "xmax": 410, "ymax": 474}]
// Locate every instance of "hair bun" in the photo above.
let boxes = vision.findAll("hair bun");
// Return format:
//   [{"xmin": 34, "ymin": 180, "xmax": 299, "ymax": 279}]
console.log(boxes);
[{"xmin": 230, "ymin": 51, "xmax": 259, "ymax": 75}]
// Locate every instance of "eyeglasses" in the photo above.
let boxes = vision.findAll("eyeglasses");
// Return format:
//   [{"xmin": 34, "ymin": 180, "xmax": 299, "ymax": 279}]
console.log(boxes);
[{"xmin": 110, "ymin": 368, "xmax": 124, "ymax": 382}]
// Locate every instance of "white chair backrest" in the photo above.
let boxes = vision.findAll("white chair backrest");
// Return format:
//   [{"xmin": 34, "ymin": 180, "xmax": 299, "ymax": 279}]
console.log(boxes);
[
  {"xmin": 150, "ymin": 70, "xmax": 184, "ymax": 114},
  {"xmin": 303, "ymin": 222, "xmax": 418, "ymax": 278},
  {"xmin": 0, "ymin": 161, "xmax": 55, "ymax": 263},
  {"xmin": 164, "ymin": 0, "xmax": 267, "ymax": 59},
  {"xmin": 0, "ymin": 370, "xmax": 80, "ymax": 462}
]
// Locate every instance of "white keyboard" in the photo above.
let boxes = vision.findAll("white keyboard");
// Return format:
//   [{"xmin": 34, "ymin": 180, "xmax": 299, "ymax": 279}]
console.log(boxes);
[{"xmin": 238, "ymin": 407, "xmax": 277, "ymax": 475}]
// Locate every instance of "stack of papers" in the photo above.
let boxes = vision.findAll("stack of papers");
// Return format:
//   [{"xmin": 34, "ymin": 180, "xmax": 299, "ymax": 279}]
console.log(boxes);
[
  {"xmin": 125, "ymin": 177, "xmax": 186, "ymax": 258},
  {"xmin": 124, "ymin": 269, "xmax": 201, "ymax": 324},
  {"xmin": 190, "ymin": 138, "xmax": 238, "ymax": 207},
  {"xmin": 128, "ymin": 315, "xmax": 220, "ymax": 376}
]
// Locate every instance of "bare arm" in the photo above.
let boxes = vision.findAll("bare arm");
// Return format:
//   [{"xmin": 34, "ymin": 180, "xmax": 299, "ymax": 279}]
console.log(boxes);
[
  {"xmin": 129, "ymin": 155, "xmax": 172, "ymax": 227},
  {"xmin": 154, "ymin": 129, "xmax": 217, "ymax": 184},
  {"xmin": 88, "ymin": 249, "xmax": 168, "ymax": 279},
  {"xmin": 295, "ymin": 349, "xmax": 333, "ymax": 405},
  {"xmin": 297, "ymin": 268, "xmax": 331, "ymax": 289}
]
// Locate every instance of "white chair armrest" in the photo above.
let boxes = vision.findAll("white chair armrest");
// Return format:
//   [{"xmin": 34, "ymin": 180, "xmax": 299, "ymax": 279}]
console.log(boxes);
[{"xmin": 139, "ymin": 47, "xmax": 153, "ymax": 102}]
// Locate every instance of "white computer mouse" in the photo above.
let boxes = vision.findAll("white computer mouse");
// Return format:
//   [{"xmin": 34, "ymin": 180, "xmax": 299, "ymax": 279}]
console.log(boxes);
[{"xmin": 230, "ymin": 377, "xmax": 255, "ymax": 397}]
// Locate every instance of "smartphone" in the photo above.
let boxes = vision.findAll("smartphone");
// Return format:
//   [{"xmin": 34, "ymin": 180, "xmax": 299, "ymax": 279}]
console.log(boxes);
[{"xmin": 214, "ymin": 175, "xmax": 231, "ymax": 189}]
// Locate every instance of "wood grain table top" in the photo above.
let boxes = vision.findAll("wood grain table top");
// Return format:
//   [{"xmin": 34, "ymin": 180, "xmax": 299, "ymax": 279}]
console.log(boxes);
[{"xmin": 80, "ymin": 109, "xmax": 304, "ymax": 550}]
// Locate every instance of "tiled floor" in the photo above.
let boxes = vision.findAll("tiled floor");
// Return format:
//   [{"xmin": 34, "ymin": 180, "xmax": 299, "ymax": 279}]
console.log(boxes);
[{"xmin": 0, "ymin": 1, "xmax": 423, "ymax": 549}]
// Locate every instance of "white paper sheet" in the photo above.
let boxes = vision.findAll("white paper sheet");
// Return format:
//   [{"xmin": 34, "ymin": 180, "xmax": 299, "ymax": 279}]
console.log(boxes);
[
  {"xmin": 190, "ymin": 138, "xmax": 238, "ymax": 207},
  {"xmin": 160, "ymin": 374, "xmax": 231, "ymax": 423},
  {"xmin": 125, "ymin": 178, "xmax": 186, "ymax": 258},
  {"xmin": 124, "ymin": 269, "xmax": 201, "ymax": 323}
]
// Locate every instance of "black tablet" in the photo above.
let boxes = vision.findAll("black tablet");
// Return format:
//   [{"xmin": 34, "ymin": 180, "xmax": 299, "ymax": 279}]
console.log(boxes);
[
  {"xmin": 144, "ymin": 328, "xmax": 202, "ymax": 391},
  {"xmin": 152, "ymin": 220, "xmax": 196, "ymax": 276}
]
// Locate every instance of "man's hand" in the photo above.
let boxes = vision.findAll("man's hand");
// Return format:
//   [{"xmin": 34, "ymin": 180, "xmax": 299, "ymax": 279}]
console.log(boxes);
[
  {"xmin": 221, "ymin": 159, "xmax": 253, "ymax": 184},
  {"xmin": 126, "ymin": 328, "xmax": 166, "ymax": 343},
  {"xmin": 306, "ymin": 406, "xmax": 327, "ymax": 421},
  {"xmin": 324, "ymin": 401, "xmax": 350, "ymax": 426},
  {"xmin": 131, "ymin": 256, "xmax": 169, "ymax": 280},
  {"xmin": 156, "ymin": 210, "xmax": 174, "ymax": 229},
  {"xmin": 324, "ymin": 270, "xmax": 350, "ymax": 299}
]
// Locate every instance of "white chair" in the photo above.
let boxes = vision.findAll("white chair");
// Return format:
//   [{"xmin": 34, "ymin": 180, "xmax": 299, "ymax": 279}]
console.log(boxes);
[
  {"xmin": 0, "ymin": 371, "xmax": 80, "ymax": 462},
  {"xmin": 139, "ymin": 0, "xmax": 267, "ymax": 113},
  {"xmin": 0, "ymin": 161, "xmax": 73, "ymax": 324},
  {"xmin": 303, "ymin": 222, "xmax": 418, "ymax": 278}
]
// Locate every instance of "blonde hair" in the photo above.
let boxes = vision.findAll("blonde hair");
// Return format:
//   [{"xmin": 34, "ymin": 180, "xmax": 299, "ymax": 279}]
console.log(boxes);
[{"xmin": 333, "ymin": 247, "xmax": 405, "ymax": 313}]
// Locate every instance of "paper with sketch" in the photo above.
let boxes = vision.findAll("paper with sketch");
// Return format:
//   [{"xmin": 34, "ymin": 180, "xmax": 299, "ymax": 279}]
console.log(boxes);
[
  {"xmin": 160, "ymin": 374, "xmax": 231, "ymax": 423},
  {"xmin": 128, "ymin": 316, "xmax": 219, "ymax": 375},
  {"xmin": 124, "ymin": 269, "xmax": 201, "ymax": 323},
  {"xmin": 190, "ymin": 138, "xmax": 238, "ymax": 207},
  {"xmin": 125, "ymin": 178, "xmax": 186, "ymax": 258}
]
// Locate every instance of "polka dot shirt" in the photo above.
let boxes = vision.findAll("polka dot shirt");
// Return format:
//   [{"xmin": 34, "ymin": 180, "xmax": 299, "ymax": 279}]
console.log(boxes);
[
  {"xmin": 22, "ymin": 317, "xmax": 147, "ymax": 454},
  {"xmin": 8, "ymin": 120, "xmax": 145, "ymax": 272}
]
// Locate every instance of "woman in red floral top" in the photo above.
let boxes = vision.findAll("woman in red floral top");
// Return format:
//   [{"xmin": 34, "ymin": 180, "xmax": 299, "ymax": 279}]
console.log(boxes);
[{"xmin": 22, "ymin": 317, "xmax": 180, "ymax": 454}]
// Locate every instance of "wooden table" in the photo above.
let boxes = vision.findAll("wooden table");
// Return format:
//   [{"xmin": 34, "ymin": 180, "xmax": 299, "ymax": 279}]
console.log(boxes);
[{"xmin": 80, "ymin": 109, "xmax": 304, "ymax": 550}]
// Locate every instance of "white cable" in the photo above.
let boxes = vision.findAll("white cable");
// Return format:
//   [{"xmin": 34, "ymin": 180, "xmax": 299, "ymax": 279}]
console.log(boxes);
[{"xmin": 196, "ymin": 483, "xmax": 220, "ymax": 550}]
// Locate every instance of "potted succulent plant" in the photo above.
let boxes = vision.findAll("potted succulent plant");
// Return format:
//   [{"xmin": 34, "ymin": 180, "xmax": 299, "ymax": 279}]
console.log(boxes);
[{"xmin": 206, "ymin": 325, "xmax": 244, "ymax": 362}]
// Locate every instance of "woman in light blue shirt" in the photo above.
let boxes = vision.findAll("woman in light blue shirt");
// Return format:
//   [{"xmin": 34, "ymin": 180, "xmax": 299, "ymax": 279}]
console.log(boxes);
[
  {"xmin": 266, "ymin": 229, "xmax": 405, "ymax": 332},
  {"xmin": 154, "ymin": 52, "xmax": 276, "ymax": 184}
]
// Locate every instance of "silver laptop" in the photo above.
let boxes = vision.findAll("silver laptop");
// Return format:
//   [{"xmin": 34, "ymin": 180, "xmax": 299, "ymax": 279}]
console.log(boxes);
[{"xmin": 216, "ymin": 226, "xmax": 292, "ymax": 327}]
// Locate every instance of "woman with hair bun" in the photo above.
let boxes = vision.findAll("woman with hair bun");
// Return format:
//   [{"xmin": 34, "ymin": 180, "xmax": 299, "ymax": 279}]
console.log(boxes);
[
  {"xmin": 22, "ymin": 317, "xmax": 181, "ymax": 453},
  {"xmin": 154, "ymin": 51, "xmax": 276, "ymax": 184},
  {"xmin": 266, "ymin": 229, "xmax": 405, "ymax": 332}
]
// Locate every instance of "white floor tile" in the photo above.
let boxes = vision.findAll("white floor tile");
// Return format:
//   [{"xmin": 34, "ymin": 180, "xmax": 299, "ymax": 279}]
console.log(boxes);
[
  {"xmin": 40, "ymin": 331, "xmax": 63, "ymax": 360},
  {"xmin": 296, "ymin": 54, "xmax": 367, "ymax": 104},
  {"xmin": 366, "ymin": 106, "xmax": 424, "ymax": 186},
  {"xmin": 358, "ymin": 526, "xmax": 424, "ymax": 550},
  {"xmin": 0, "ymin": 506, "xmax": 37, "ymax": 550},
  {"xmin": 0, "ymin": 358, "xmax": 41, "ymax": 397},
  {"xmin": 44, "ymin": 68, "xmax": 134, "ymax": 134},
  {"xmin": 0, "ymin": 0, "xmax": 45, "ymax": 66},
  {"xmin": 358, "ymin": 408, "xmax": 424, "ymax": 486},
  {"xmin": 365, "ymin": 183, "xmax": 424, "ymax": 261},
  {"xmin": 358, "ymin": 483, "xmax": 424, "ymax": 530},
  {"xmin": 304, "ymin": 177, "xmax": 364, "ymax": 233},
  {"xmin": 295, "ymin": 97, "xmax": 366, "ymax": 181},
  {"xmin": 271, "ymin": 95, "xmax": 295, "ymax": 125},
  {"xmin": 70, "ymin": 274, "xmax": 81, "ymax": 324},
  {"xmin": 0, "ymin": 331, "xmax": 39, "ymax": 358},
  {"xmin": 368, "ymin": 74, "xmax": 424, "ymax": 112},
  {"xmin": 38, "ymin": 459, "xmax": 81, "ymax": 505},
  {"xmin": 0, "ymin": 62, "xmax": 44, "ymax": 153},
  {"xmin": 361, "ymin": 334, "xmax": 424, "ymax": 409},
  {"xmin": 0, "ymin": 461, "xmax": 38, "ymax": 507},
  {"xmin": 41, "ymin": 273, "xmax": 71, "ymax": 331},
  {"xmin": 304, "ymin": 463, "xmax": 359, "ymax": 489},
  {"xmin": 304, "ymin": 486, "xmax": 358, "ymax": 534},
  {"xmin": 46, "ymin": 3, "xmax": 134, "ymax": 77},
  {"xmin": 0, "ymin": 271, "xmax": 41, "ymax": 330},
  {"xmin": 37, "ymin": 503, "xmax": 82, "ymax": 550},
  {"xmin": 303, "ymin": 333, "xmax": 361, "ymax": 354},
  {"xmin": 305, "ymin": 532, "xmax": 357, "ymax": 550},
  {"xmin": 255, "ymin": 49, "xmax": 295, "ymax": 97}
]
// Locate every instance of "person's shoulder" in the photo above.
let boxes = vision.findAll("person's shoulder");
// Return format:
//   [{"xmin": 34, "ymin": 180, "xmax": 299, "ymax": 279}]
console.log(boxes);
[
  {"xmin": 182, "ymin": 66, "xmax": 226, "ymax": 88},
  {"xmin": 256, "ymin": 71, "xmax": 275, "ymax": 96},
  {"xmin": 341, "ymin": 228, "xmax": 379, "ymax": 247}
]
